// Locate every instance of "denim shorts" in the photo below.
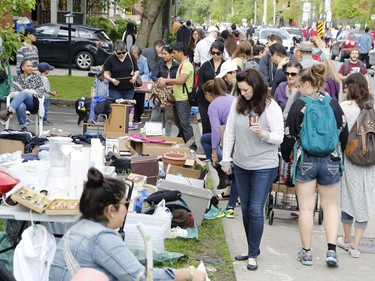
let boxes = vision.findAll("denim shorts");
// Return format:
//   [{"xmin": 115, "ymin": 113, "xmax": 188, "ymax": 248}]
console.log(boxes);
[{"xmin": 296, "ymin": 154, "xmax": 340, "ymax": 186}]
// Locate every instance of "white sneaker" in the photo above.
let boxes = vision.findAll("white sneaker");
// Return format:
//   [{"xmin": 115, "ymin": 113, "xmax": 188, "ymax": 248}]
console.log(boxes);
[
  {"xmin": 337, "ymin": 236, "xmax": 351, "ymax": 251},
  {"xmin": 168, "ymin": 226, "xmax": 188, "ymax": 239},
  {"xmin": 348, "ymin": 247, "xmax": 360, "ymax": 258}
]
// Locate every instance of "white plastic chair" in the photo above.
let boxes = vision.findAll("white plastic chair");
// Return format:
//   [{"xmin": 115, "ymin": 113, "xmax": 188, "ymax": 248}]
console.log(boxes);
[{"xmin": 5, "ymin": 91, "xmax": 44, "ymax": 136}]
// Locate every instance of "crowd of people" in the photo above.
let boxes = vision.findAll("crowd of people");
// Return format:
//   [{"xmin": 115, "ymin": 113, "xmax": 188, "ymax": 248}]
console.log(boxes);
[{"xmin": 1, "ymin": 19, "xmax": 374, "ymax": 280}]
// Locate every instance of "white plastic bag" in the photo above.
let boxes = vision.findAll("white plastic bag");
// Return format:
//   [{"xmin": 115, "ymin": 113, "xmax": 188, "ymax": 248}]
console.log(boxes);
[{"xmin": 153, "ymin": 199, "xmax": 172, "ymax": 220}]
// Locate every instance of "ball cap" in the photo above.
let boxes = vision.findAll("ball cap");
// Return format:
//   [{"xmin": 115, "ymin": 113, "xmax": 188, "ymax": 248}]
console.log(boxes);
[
  {"xmin": 38, "ymin": 62, "xmax": 55, "ymax": 72},
  {"xmin": 23, "ymin": 26, "xmax": 38, "ymax": 36},
  {"xmin": 216, "ymin": 60, "xmax": 238, "ymax": 78}
]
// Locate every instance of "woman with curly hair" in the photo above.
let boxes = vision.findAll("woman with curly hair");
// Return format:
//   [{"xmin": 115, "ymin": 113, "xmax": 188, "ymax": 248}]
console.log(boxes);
[{"xmin": 338, "ymin": 73, "xmax": 375, "ymax": 258}]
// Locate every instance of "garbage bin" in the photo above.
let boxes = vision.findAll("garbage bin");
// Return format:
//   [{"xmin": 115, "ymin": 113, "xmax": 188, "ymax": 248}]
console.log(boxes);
[{"xmin": 15, "ymin": 17, "xmax": 32, "ymax": 33}]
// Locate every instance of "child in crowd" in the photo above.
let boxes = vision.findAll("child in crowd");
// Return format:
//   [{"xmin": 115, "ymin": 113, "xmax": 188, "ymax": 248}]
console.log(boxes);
[{"xmin": 38, "ymin": 62, "xmax": 58, "ymax": 126}]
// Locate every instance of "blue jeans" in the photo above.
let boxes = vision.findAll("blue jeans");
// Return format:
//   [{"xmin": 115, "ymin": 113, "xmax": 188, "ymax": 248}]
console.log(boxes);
[
  {"xmin": 233, "ymin": 164, "xmax": 277, "ymax": 258},
  {"xmin": 173, "ymin": 100, "xmax": 196, "ymax": 150},
  {"xmin": 43, "ymin": 98, "xmax": 50, "ymax": 121},
  {"xmin": 200, "ymin": 133, "xmax": 224, "ymax": 160},
  {"xmin": 341, "ymin": 211, "xmax": 368, "ymax": 229},
  {"xmin": 108, "ymin": 89, "xmax": 134, "ymax": 100},
  {"xmin": 9, "ymin": 91, "xmax": 37, "ymax": 128}
]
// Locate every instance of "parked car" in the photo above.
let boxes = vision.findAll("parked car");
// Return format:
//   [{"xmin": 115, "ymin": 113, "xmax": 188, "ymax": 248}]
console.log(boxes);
[
  {"xmin": 281, "ymin": 27, "xmax": 303, "ymax": 42},
  {"xmin": 257, "ymin": 27, "xmax": 293, "ymax": 51},
  {"xmin": 330, "ymin": 30, "xmax": 374, "ymax": 62},
  {"xmin": 34, "ymin": 23, "xmax": 113, "ymax": 70}
]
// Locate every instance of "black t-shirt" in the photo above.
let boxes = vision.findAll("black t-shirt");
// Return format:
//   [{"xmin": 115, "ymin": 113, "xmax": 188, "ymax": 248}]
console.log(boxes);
[{"xmin": 104, "ymin": 53, "xmax": 139, "ymax": 90}]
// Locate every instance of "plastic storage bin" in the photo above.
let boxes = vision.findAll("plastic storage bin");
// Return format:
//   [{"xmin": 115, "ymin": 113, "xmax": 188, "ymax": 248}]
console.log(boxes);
[{"xmin": 157, "ymin": 180, "xmax": 213, "ymax": 226}]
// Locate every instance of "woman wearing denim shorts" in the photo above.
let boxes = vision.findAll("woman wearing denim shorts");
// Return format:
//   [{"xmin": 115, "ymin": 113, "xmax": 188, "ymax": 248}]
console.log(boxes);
[
  {"xmin": 221, "ymin": 69, "xmax": 284, "ymax": 271},
  {"xmin": 281, "ymin": 64, "xmax": 348, "ymax": 267}
]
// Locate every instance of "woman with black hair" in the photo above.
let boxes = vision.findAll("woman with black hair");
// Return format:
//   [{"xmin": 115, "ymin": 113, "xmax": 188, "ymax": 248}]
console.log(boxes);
[
  {"xmin": 122, "ymin": 22, "xmax": 137, "ymax": 52},
  {"xmin": 49, "ymin": 168, "xmax": 206, "ymax": 281},
  {"xmin": 196, "ymin": 39, "xmax": 225, "ymax": 135},
  {"xmin": 268, "ymin": 42, "xmax": 290, "ymax": 96}
]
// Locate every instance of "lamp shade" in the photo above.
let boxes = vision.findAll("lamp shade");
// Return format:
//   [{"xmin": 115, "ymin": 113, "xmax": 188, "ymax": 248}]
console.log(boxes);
[{"xmin": 64, "ymin": 12, "xmax": 74, "ymax": 24}]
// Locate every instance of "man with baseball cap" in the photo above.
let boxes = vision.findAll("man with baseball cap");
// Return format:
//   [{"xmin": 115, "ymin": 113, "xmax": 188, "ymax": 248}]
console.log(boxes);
[
  {"xmin": 16, "ymin": 26, "xmax": 39, "ymax": 74},
  {"xmin": 193, "ymin": 25, "xmax": 229, "ymax": 65}
]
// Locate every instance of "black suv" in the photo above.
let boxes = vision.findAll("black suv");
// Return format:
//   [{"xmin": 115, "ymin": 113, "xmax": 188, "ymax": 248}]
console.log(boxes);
[{"xmin": 35, "ymin": 23, "xmax": 113, "ymax": 70}]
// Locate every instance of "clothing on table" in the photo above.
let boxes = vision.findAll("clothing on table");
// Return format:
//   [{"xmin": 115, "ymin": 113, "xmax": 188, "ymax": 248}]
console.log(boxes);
[
  {"xmin": 339, "ymin": 100, "xmax": 375, "ymax": 223},
  {"xmin": 16, "ymin": 43, "xmax": 39, "ymax": 74},
  {"xmin": 49, "ymin": 219, "xmax": 176, "ymax": 281},
  {"xmin": 14, "ymin": 224, "xmax": 56, "ymax": 281}
]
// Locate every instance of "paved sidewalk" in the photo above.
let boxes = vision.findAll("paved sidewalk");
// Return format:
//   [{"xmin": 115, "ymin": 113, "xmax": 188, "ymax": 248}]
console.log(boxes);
[{"xmin": 221, "ymin": 200, "xmax": 375, "ymax": 280}]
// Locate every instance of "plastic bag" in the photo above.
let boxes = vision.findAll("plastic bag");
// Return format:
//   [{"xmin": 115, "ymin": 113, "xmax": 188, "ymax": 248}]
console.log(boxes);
[
  {"xmin": 0, "ymin": 231, "xmax": 14, "ymax": 273},
  {"xmin": 153, "ymin": 199, "xmax": 172, "ymax": 220}
]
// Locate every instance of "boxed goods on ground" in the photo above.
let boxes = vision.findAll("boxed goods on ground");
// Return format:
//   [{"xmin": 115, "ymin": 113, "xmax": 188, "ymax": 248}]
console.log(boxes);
[
  {"xmin": 0, "ymin": 139, "xmax": 25, "ymax": 154},
  {"xmin": 131, "ymin": 156, "xmax": 159, "ymax": 185},
  {"xmin": 157, "ymin": 180, "xmax": 212, "ymax": 226}
]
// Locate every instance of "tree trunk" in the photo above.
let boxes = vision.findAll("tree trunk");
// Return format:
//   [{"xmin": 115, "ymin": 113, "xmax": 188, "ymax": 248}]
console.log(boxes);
[{"xmin": 137, "ymin": 0, "xmax": 167, "ymax": 48}]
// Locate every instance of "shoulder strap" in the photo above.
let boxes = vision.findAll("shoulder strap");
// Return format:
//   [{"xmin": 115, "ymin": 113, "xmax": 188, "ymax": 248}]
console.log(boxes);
[
  {"xmin": 126, "ymin": 52, "xmax": 135, "ymax": 73},
  {"xmin": 359, "ymin": 60, "xmax": 365, "ymax": 74},
  {"xmin": 344, "ymin": 59, "xmax": 349, "ymax": 76}
]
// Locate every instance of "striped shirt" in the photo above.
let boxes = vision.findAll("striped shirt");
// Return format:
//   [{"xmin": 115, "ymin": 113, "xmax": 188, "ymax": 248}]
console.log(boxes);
[{"xmin": 16, "ymin": 43, "xmax": 39, "ymax": 74}]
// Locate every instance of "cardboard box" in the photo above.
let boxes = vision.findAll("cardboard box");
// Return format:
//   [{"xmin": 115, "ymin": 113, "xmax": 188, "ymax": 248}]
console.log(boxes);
[
  {"xmin": 157, "ymin": 180, "xmax": 212, "ymax": 226},
  {"xmin": 142, "ymin": 143, "xmax": 190, "ymax": 156},
  {"xmin": 167, "ymin": 165, "xmax": 201, "ymax": 179},
  {"xmin": 166, "ymin": 165, "xmax": 206, "ymax": 188},
  {"xmin": 0, "ymin": 139, "xmax": 25, "ymax": 154}
]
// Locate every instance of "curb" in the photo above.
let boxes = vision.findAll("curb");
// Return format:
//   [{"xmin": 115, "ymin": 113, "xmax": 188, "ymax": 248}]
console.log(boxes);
[{"xmin": 50, "ymin": 99, "xmax": 75, "ymax": 107}]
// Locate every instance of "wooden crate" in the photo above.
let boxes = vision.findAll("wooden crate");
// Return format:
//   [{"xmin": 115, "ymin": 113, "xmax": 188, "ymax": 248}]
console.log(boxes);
[{"xmin": 45, "ymin": 199, "xmax": 80, "ymax": 215}]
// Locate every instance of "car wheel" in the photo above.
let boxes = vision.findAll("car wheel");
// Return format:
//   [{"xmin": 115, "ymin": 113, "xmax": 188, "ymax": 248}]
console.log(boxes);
[
  {"xmin": 330, "ymin": 48, "xmax": 336, "ymax": 60},
  {"xmin": 75, "ymin": 51, "xmax": 94, "ymax": 70},
  {"xmin": 338, "ymin": 50, "xmax": 344, "ymax": 62}
]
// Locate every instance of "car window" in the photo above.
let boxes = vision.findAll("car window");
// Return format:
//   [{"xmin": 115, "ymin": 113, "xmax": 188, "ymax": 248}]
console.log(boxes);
[
  {"xmin": 57, "ymin": 27, "xmax": 77, "ymax": 37},
  {"xmin": 36, "ymin": 25, "xmax": 55, "ymax": 37},
  {"xmin": 95, "ymin": 31, "xmax": 111, "ymax": 41},
  {"xmin": 77, "ymin": 28, "xmax": 95, "ymax": 39},
  {"xmin": 260, "ymin": 29, "xmax": 290, "ymax": 40}
]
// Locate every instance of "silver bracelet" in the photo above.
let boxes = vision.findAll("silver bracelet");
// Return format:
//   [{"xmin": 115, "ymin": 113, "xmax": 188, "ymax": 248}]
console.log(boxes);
[{"xmin": 189, "ymin": 266, "xmax": 194, "ymax": 281}]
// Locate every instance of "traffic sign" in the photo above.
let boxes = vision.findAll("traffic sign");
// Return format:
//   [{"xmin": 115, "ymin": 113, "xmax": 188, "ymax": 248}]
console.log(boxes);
[
  {"xmin": 303, "ymin": 3, "xmax": 311, "ymax": 12},
  {"xmin": 302, "ymin": 12, "xmax": 309, "ymax": 22},
  {"xmin": 317, "ymin": 21, "xmax": 324, "ymax": 36}
]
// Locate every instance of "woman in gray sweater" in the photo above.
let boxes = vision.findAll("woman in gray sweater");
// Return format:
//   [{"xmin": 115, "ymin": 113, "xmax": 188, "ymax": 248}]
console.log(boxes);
[{"xmin": 221, "ymin": 68, "xmax": 284, "ymax": 271}]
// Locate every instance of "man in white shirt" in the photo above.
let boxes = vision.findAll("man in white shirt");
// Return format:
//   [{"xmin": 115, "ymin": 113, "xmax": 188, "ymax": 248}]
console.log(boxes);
[{"xmin": 193, "ymin": 26, "xmax": 229, "ymax": 65}]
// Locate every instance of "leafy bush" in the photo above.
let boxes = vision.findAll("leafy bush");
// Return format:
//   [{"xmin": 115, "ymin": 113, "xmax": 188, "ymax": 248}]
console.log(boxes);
[{"xmin": 86, "ymin": 16, "xmax": 136, "ymax": 42}]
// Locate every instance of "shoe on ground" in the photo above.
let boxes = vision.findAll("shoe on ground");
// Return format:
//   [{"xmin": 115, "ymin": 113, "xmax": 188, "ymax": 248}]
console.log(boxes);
[
  {"xmin": 290, "ymin": 211, "xmax": 299, "ymax": 217},
  {"xmin": 215, "ymin": 191, "xmax": 230, "ymax": 200},
  {"xmin": 348, "ymin": 247, "xmax": 360, "ymax": 258},
  {"xmin": 0, "ymin": 109, "xmax": 10, "ymax": 121},
  {"xmin": 21, "ymin": 127, "xmax": 28, "ymax": 132},
  {"xmin": 337, "ymin": 236, "xmax": 351, "ymax": 251},
  {"xmin": 43, "ymin": 120, "xmax": 53, "ymax": 126},
  {"xmin": 325, "ymin": 250, "xmax": 339, "ymax": 267},
  {"xmin": 225, "ymin": 208, "xmax": 235, "ymax": 218},
  {"xmin": 128, "ymin": 124, "xmax": 139, "ymax": 131},
  {"xmin": 133, "ymin": 119, "xmax": 142, "ymax": 124},
  {"xmin": 204, "ymin": 206, "xmax": 225, "ymax": 220},
  {"xmin": 296, "ymin": 249, "xmax": 313, "ymax": 266},
  {"xmin": 168, "ymin": 226, "xmax": 188, "ymax": 239}
]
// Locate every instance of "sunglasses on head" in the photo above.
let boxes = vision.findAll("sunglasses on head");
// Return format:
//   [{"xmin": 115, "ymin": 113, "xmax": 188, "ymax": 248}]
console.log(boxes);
[
  {"xmin": 211, "ymin": 51, "xmax": 222, "ymax": 56},
  {"xmin": 285, "ymin": 72, "xmax": 298, "ymax": 77},
  {"xmin": 116, "ymin": 51, "xmax": 126, "ymax": 55}
]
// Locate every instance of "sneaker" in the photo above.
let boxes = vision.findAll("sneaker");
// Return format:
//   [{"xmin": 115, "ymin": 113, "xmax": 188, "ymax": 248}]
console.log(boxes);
[
  {"xmin": 128, "ymin": 124, "xmax": 139, "ymax": 131},
  {"xmin": 225, "ymin": 208, "xmax": 235, "ymax": 218},
  {"xmin": 168, "ymin": 226, "xmax": 188, "ymax": 239},
  {"xmin": 326, "ymin": 250, "xmax": 339, "ymax": 267},
  {"xmin": 21, "ymin": 127, "xmax": 28, "ymax": 132},
  {"xmin": 296, "ymin": 249, "xmax": 313, "ymax": 266},
  {"xmin": 204, "ymin": 206, "xmax": 225, "ymax": 220},
  {"xmin": 133, "ymin": 119, "xmax": 142, "ymax": 124},
  {"xmin": 337, "ymin": 236, "xmax": 351, "ymax": 251},
  {"xmin": 43, "ymin": 120, "xmax": 53, "ymax": 126},
  {"xmin": 348, "ymin": 247, "xmax": 360, "ymax": 258}
]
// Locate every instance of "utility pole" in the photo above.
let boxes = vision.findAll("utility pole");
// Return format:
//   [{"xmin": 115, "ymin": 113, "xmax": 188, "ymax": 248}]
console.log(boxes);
[
  {"xmin": 273, "ymin": 0, "xmax": 276, "ymax": 25},
  {"xmin": 263, "ymin": 0, "xmax": 267, "ymax": 25},
  {"xmin": 254, "ymin": 1, "xmax": 257, "ymax": 25}
]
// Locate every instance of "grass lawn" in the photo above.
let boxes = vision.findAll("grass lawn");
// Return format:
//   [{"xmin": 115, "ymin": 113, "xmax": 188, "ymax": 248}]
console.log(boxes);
[{"xmin": 49, "ymin": 75, "xmax": 95, "ymax": 100}]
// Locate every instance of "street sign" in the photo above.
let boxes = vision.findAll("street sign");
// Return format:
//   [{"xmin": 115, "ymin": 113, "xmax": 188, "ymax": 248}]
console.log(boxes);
[
  {"xmin": 303, "ymin": 3, "xmax": 311, "ymax": 12},
  {"xmin": 326, "ymin": 11, "xmax": 332, "ymax": 22}
]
